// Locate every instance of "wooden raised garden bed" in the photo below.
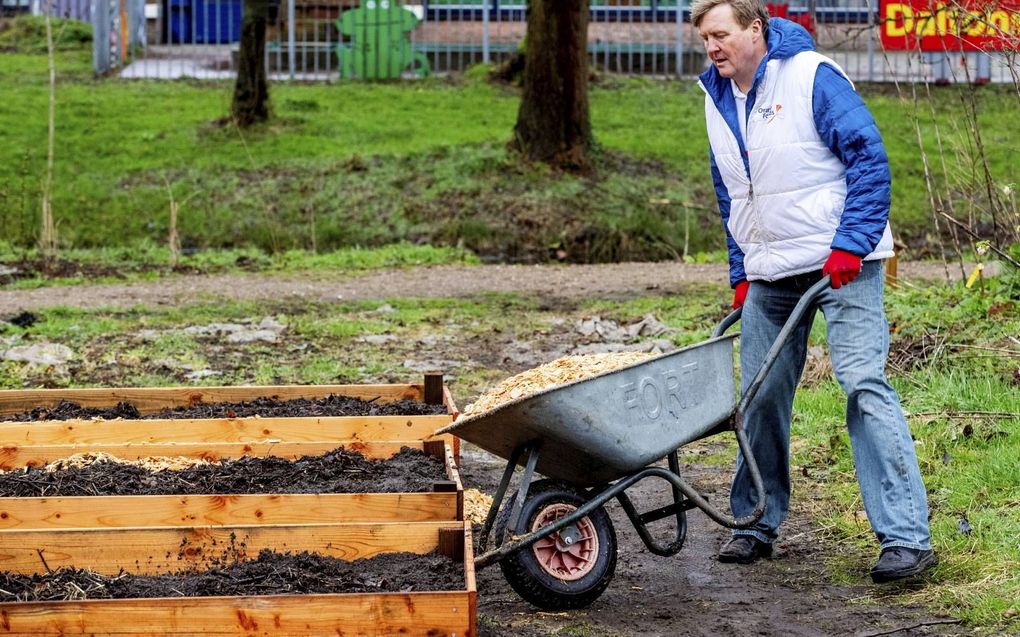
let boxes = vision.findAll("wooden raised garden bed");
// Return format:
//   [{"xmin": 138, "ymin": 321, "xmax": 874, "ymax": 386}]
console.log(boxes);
[
  {"xmin": 0, "ymin": 521, "xmax": 476, "ymax": 636},
  {"xmin": 0, "ymin": 378, "xmax": 474, "ymax": 635},
  {"xmin": 0, "ymin": 375, "xmax": 459, "ymax": 450},
  {"xmin": 0, "ymin": 377, "xmax": 464, "ymax": 526}
]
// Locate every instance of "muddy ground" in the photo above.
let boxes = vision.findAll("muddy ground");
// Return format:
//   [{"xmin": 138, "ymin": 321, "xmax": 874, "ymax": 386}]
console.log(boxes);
[
  {"xmin": 0, "ymin": 262, "xmax": 973, "ymax": 636},
  {"xmin": 463, "ymin": 443, "xmax": 964, "ymax": 637},
  {"xmin": 0, "ymin": 261, "xmax": 965, "ymax": 314}
]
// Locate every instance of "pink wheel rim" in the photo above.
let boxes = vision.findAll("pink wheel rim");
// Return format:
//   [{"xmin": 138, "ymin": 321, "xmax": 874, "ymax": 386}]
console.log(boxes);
[{"xmin": 530, "ymin": 503, "xmax": 599, "ymax": 581}]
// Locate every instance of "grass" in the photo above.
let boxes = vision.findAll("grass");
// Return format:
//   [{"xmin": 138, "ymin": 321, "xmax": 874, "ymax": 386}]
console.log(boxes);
[
  {"xmin": 1, "ymin": 33, "xmax": 1016, "ymax": 261},
  {"xmin": 787, "ymin": 275, "xmax": 1020, "ymax": 629}
]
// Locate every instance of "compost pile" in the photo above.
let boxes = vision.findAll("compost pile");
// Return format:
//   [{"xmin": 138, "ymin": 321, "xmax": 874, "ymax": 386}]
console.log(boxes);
[
  {"xmin": 461, "ymin": 352, "xmax": 652, "ymax": 417},
  {"xmin": 7, "ymin": 394, "xmax": 447, "ymax": 422},
  {"xmin": 0, "ymin": 447, "xmax": 447, "ymax": 497},
  {"xmin": 0, "ymin": 549, "xmax": 462, "ymax": 602}
]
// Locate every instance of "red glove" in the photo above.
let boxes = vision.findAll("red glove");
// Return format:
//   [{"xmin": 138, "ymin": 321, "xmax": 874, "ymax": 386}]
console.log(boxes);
[
  {"xmin": 822, "ymin": 249, "xmax": 862, "ymax": 289},
  {"xmin": 732, "ymin": 280, "xmax": 749, "ymax": 309}
]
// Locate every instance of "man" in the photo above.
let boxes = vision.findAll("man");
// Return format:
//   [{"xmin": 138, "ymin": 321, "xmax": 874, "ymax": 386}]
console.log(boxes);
[{"xmin": 692, "ymin": 0, "xmax": 936, "ymax": 583}]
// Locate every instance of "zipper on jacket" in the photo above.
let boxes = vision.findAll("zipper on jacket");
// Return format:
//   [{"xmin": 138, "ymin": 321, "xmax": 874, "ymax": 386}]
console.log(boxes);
[{"xmin": 744, "ymin": 92, "xmax": 772, "ymax": 265}]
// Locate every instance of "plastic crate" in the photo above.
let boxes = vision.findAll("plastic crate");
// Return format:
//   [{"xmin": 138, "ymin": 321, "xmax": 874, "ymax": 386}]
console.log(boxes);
[{"xmin": 193, "ymin": 0, "xmax": 242, "ymax": 43}]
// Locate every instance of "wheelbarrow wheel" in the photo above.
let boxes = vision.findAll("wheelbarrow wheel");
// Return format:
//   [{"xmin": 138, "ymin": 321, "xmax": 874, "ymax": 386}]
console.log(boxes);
[{"xmin": 494, "ymin": 479, "xmax": 617, "ymax": 610}]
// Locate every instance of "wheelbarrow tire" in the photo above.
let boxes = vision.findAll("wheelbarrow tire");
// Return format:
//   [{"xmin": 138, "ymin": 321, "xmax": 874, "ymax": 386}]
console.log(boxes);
[{"xmin": 494, "ymin": 479, "xmax": 617, "ymax": 611}]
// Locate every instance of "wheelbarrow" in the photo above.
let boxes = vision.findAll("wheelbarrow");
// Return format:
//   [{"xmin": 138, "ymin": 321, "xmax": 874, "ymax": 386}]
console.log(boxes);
[{"xmin": 438, "ymin": 277, "xmax": 831, "ymax": 610}]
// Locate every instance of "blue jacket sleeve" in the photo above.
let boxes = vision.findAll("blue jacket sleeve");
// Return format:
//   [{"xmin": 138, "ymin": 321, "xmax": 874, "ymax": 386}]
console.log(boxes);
[
  {"xmin": 812, "ymin": 64, "xmax": 892, "ymax": 257},
  {"xmin": 710, "ymin": 148, "xmax": 746, "ymax": 287}
]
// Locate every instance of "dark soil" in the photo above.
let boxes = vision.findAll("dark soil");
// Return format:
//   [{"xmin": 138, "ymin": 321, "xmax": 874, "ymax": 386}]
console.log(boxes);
[
  {"xmin": 8, "ymin": 394, "xmax": 447, "ymax": 422},
  {"xmin": 0, "ymin": 447, "xmax": 447, "ymax": 497},
  {"xmin": 0, "ymin": 549, "xmax": 462, "ymax": 602},
  {"xmin": 0, "ymin": 258, "xmax": 210, "ymax": 286},
  {"xmin": 0, "ymin": 258, "xmax": 130, "ymax": 284}
]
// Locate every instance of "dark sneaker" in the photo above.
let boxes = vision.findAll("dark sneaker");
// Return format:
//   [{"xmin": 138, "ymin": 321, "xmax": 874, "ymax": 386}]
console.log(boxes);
[
  {"xmin": 717, "ymin": 535, "xmax": 773, "ymax": 564},
  {"xmin": 871, "ymin": 547, "xmax": 938, "ymax": 583}
]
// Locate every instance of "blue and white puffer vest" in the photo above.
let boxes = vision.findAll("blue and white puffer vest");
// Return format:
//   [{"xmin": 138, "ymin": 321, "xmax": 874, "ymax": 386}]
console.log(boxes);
[{"xmin": 700, "ymin": 45, "xmax": 894, "ymax": 282}]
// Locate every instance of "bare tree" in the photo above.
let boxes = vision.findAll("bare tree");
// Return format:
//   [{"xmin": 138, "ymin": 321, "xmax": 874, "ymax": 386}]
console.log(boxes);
[
  {"xmin": 231, "ymin": 0, "xmax": 271, "ymax": 127},
  {"xmin": 511, "ymin": 0, "xmax": 593, "ymax": 172}
]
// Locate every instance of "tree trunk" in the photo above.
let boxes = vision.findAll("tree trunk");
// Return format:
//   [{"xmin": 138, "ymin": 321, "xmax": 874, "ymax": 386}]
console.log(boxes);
[
  {"xmin": 511, "ymin": 0, "xmax": 592, "ymax": 172},
  {"xmin": 231, "ymin": 0, "xmax": 270, "ymax": 127}
]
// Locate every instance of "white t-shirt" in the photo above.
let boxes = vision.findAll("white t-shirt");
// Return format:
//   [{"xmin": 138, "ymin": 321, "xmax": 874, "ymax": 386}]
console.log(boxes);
[{"xmin": 731, "ymin": 80, "xmax": 748, "ymax": 147}]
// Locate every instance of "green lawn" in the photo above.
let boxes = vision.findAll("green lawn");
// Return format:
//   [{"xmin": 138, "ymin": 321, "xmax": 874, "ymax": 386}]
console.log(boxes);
[
  {"xmin": 792, "ymin": 276, "xmax": 1020, "ymax": 628},
  {"xmin": 1, "ymin": 39, "xmax": 1015, "ymax": 261}
]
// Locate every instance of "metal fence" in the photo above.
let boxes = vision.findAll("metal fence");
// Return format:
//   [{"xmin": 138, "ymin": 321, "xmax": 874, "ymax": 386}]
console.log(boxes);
[{"xmin": 72, "ymin": 0, "xmax": 1018, "ymax": 84}]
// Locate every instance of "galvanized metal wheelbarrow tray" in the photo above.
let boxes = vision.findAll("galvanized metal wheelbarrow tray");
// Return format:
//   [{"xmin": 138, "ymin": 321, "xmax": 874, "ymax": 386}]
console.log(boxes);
[{"xmin": 438, "ymin": 278, "xmax": 830, "ymax": 608}]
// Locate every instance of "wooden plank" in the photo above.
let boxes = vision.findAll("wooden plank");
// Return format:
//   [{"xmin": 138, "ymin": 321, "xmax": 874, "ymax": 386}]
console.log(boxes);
[
  {"xmin": 424, "ymin": 373, "xmax": 445, "ymax": 406},
  {"xmin": 462, "ymin": 523, "xmax": 478, "ymax": 633},
  {"xmin": 0, "ymin": 384, "xmax": 431, "ymax": 417},
  {"xmin": 442, "ymin": 386, "xmax": 462, "ymax": 460},
  {"xmin": 0, "ymin": 441, "xmax": 425, "ymax": 470},
  {"xmin": 0, "ymin": 522, "xmax": 461, "ymax": 575},
  {"xmin": 0, "ymin": 415, "xmax": 452, "ymax": 446},
  {"xmin": 443, "ymin": 385, "xmax": 460, "ymax": 418},
  {"xmin": 0, "ymin": 591, "xmax": 473, "ymax": 636},
  {"xmin": 0, "ymin": 493, "xmax": 459, "ymax": 530},
  {"xmin": 445, "ymin": 442, "xmax": 465, "ymax": 521}
]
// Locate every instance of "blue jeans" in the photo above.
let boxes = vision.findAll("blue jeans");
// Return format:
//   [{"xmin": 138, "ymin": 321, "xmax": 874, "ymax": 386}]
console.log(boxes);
[{"xmin": 729, "ymin": 260, "xmax": 931, "ymax": 551}]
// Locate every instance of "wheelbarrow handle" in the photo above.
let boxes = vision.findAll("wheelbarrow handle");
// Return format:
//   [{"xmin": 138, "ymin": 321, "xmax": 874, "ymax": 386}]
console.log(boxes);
[
  {"xmin": 700, "ymin": 275, "xmax": 831, "ymax": 529},
  {"xmin": 712, "ymin": 307, "xmax": 743, "ymax": 339},
  {"xmin": 734, "ymin": 275, "xmax": 831, "ymax": 416}
]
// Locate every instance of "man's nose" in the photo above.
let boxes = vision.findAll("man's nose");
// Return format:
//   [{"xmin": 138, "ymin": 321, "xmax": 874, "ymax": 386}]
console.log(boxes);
[{"xmin": 704, "ymin": 38, "xmax": 720, "ymax": 53}]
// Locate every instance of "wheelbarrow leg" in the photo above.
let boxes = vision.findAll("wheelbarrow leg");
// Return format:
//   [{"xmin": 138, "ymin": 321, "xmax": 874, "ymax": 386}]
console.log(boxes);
[
  {"xmin": 479, "ymin": 441, "xmax": 541, "ymax": 552},
  {"xmin": 615, "ymin": 450, "xmax": 692, "ymax": 557},
  {"xmin": 504, "ymin": 443, "xmax": 541, "ymax": 539}
]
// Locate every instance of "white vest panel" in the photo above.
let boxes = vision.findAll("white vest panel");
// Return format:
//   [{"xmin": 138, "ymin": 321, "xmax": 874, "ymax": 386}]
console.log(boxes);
[{"xmin": 702, "ymin": 51, "xmax": 894, "ymax": 281}]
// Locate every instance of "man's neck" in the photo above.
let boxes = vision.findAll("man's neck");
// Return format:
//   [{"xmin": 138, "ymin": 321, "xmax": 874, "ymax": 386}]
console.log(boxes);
[{"xmin": 735, "ymin": 50, "xmax": 767, "ymax": 94}]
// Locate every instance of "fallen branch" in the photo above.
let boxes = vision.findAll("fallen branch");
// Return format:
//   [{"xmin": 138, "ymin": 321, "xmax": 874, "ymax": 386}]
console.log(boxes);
[
  {"xmin": 952, "ymin": 344, "xmax": 1020, "ymax": 357},
  {"xmin": 856, "ymin": 617, "xmax": 962, "ymax": 637},
  {"xmin": 907, "ymin": 410, "xmax": 1019, "ymax": 419}
]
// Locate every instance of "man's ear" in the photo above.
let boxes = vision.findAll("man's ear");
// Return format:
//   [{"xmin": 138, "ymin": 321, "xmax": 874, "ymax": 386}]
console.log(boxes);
[{"xmin": 751, "ymin": 18, "xmax": 764, "ymax": 39}]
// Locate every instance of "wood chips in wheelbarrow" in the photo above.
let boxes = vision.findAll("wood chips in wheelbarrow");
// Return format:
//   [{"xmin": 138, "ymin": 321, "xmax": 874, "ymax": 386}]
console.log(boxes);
[{"xmin": 460, "ymin": 352, "xmax": 652, "ymax": 418}]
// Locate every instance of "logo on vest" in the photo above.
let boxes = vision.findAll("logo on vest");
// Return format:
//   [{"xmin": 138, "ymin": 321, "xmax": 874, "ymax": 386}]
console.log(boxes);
[{"xmin": 757, "ymin": 103, "xmax": 784, "ymax": 124}]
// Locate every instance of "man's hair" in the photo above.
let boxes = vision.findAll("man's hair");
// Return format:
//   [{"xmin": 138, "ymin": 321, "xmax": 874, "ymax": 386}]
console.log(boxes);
[{"xmin": 691, "ymin": 0, "xmax": 770, "ymax": 29}]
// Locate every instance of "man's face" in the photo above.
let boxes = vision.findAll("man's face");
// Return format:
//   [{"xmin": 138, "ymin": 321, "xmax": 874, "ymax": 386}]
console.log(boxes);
[{"xmin": 698, "ymin": 4, "xmax": 765, "ymax": 88}]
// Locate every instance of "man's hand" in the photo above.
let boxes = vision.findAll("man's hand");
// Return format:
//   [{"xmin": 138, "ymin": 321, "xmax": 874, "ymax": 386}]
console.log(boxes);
[
  {"xmin": 822, "ymin": 249, "xmax": 862, "ymax": 289},
  {"xmin": 732, "ymin": 280, "xmax": 749, "ymax": 309}
]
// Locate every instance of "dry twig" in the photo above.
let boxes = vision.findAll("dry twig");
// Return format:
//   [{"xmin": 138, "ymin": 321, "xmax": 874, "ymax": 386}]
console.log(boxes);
[{"xmin": 855, "ymin": 618, "xmax": 962, "ymax": 637}]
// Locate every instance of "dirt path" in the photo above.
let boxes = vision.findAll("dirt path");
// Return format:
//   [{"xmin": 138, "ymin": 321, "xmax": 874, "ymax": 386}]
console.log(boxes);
[
  {"xmin": 0, "ymin": 261, "xmax": 961, "ymax": 313},
  {"xmin": 462, "ymin": 444, "xmax": 965, "ymax": 637}
]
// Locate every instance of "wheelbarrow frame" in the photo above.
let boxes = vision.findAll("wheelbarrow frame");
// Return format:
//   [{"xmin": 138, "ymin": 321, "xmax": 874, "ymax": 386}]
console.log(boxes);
[{"xmin": 466, "ymin": 277, "xmax": 832, "ymax": 571}]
